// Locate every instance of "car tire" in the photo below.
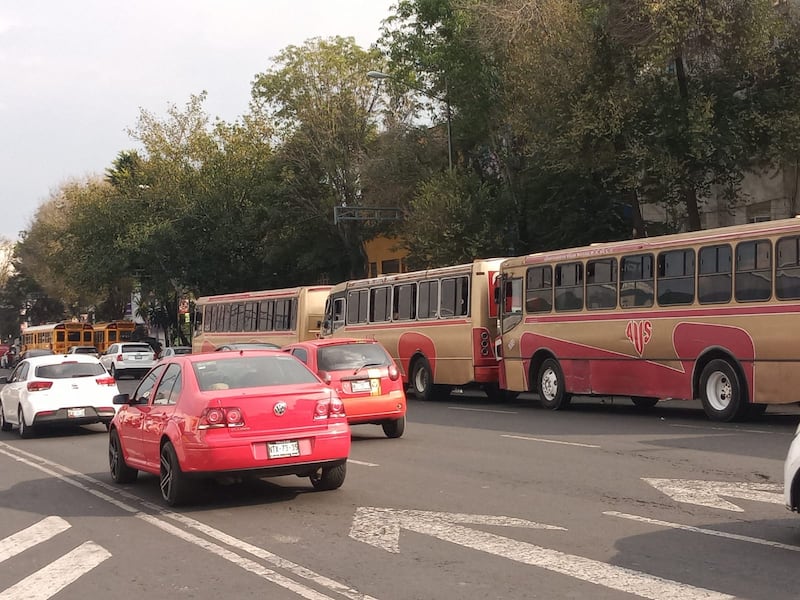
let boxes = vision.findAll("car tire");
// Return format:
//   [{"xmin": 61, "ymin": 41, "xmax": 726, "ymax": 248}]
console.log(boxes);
[
  {"xmin": 109, "ymin": 429, "xmax": 138, "ymax": 483},
  {"xmin": 536, "ymin": 358, "xmax": 571, "ymax": 410},
  {"xmin": 382, "ymin": 416, "xmax": 405, "ymax": 439},
  {"xmin": 310, "ymin": 462, "xmax": 346, "ymax": 491},
  {"xmin": 18, "ymin": 407, "xmax": 34, "ymax": 439},
  {"xmin": 160, "ymin": 441, "xmax": 193, "ymax": 506},
  {"xmin": 0, "ymin": 402, "xmax": 11, "ymax": 432},
  {"xmin": 110, "ymin": 365, "xmax": 119, "ymax": 380}
]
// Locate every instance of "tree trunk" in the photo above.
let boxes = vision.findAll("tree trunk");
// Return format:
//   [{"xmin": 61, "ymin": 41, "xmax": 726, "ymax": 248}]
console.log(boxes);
[{"xmin": 674, "ymin": 54, "xmax": 702, "ymax": 231}]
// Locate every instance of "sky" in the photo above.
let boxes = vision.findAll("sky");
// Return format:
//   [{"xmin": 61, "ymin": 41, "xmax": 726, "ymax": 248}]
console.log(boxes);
[{"xmin": 0, "ymin": 0, "xmax": 396, "ymax": 240}]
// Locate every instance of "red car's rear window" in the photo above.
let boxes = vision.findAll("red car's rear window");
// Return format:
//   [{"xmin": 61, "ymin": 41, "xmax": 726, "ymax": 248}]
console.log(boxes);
[{"xmin": 193, "ymin": 355, "xmax": 319, "ymax": 391}]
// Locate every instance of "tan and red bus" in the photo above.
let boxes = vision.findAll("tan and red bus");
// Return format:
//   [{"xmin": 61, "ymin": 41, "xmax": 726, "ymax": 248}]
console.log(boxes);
[
  {"xmin": 21, "ymin": 321, "xmax": 94, "ymax": 355},
  {"xmin": 320, "ymin": 259, "xmax": 506, "ymax": 400},
  {"xmin": 193, "ymin": 286, "xmax": 332, "ymax": 353},
  {"xmin": 496, "ymin": 217, "xmax": 800, "ymax": 421}
]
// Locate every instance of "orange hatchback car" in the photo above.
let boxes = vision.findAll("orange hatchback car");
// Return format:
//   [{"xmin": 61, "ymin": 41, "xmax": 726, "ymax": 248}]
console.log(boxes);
[{"xmin": 284, "ymin": 338, "xmax": 407, "ymax": 438}]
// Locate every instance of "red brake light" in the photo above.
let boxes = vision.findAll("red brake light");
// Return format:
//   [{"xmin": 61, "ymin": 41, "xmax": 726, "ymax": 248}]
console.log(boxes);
[
  {"xmin": 199, "ymin": 407, "xmax": 244, "ymax": 429},
  {"xmin": 314, "ymin": 394, "xmax": 346, "ymax": 420},
  {"xmin": 96, "ymin": 376, "xmax": 116, "ymax": 386},
  {"xmin": 27, "ymin": 381, "xmax": 53, "ymax": 392},
  {"xmin": 388, "ymin": 365, "xmax": 399, "ymax": 381}
]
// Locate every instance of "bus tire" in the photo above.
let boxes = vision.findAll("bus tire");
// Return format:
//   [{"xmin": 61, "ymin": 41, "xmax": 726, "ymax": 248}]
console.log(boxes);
[
  {"xmin": 699, "ymin": 359, "xmax": 746, "ymax": 422},
  {"xmin": 536, "ymin": 358, "xmax": 571, "ymax": 410},
  {"xmin": 631, "ymin": 396, "xmax": 659, "ymax": 409},
  {"xmin": 410, "ymin": 357, "xmax": 436, "ymax": 401}
]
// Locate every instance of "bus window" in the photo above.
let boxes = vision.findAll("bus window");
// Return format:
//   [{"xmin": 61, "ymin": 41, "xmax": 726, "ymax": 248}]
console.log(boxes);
[
  {"xmin": 776, "ymin": 236, "xmax": 800, "ymax": 299},
  {"xmin": 230, "ymin": 303, "xmax": 243, "ymax": 332},
  {"xmin": 526, "ymin": 266, "xmax": 552, "ymax": 313},
  {"xmin": 586, "ymin": 259, "xmax": 616, "ymax": 310},
  {"xmin": 243, "ymin": 302, "xmax": 257, "ymax": 332},
  {"xmin": 369, "ymin": 286, "xmax": 391, "ymax": 322},
  {"xmin": 657, "ymin": 249, "xmax": 695, "ymax": 306},
  {"xmin": 393, "ymin": 283, "xmax": 416, "ymax": 320},
  {"xmin": 698, "ymin": 244, "xmax": 732, "ymax": 304},
  {"xmin": 258, "ymin": 300, "xmax": 274, "ymax": 331},
  {"xmin": 418, "ymin": 280, "xmax": 438, "ymax": 319},
  {"xmin": 620, "ymin": 254, "xmax": 654, "ymax": 308},
  {"xmin": 735, "ymin": 240, "xmax": 771, "ymax": 302},
  {"xmin": 441, "ymin": 276, "xmax": 468, "ymax": 318},
  {"xmin": 554, "ymin": 262, "xmax": 584, "ymax": 312},
  {"xmin": 501, "ymin": 277, "xmax": 524, "ymax": 333},
  {"xmin": 347, "ymin": 290, "xmax": 368, "ymax": 324}
]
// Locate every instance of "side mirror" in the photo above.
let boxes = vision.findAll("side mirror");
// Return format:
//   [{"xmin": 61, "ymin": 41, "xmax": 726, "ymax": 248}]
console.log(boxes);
[{"xmin": 112, "ymin": 393, "xmax": 131, "ymax": 405}]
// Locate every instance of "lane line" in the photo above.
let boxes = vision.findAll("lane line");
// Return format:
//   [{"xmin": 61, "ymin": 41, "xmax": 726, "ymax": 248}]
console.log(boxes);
[
  {"xmin": 668, "ymin": 424, "xmax": 777, "ymax": 435},
  {"xmin": 448, "ymin": 406, "xmax": 518, "ymax": 414},
  {"xmin": 0, "ymin": 443, "xmax": 377, "ymax": 600},
  {"xmin": 0, "ymin": 516, "xmax": 70, "ymax": 563},
  {"xmin": 0, "ymin": 541, "xmax": 111, "ymax": 600},
  {"xmin": 502, "ymin": 434, "xmax": 601, "ymax": 449},
  {"xmin": 605, "ymin": 511, "xmax": 800, "ymax": 552},
  {"xmin": 348, "ymin": 459, "xmax": 379, "ymax": 467}
]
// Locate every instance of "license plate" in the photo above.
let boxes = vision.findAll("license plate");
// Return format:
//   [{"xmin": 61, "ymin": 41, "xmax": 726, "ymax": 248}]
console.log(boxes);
[
  {"xmin": 67, "ymin": 408, "xmax": 85, "ymax": 418},
  {"xmin": 267, "ymin": 440, "xmax": 300, "ymax": 458},
  {"xmin": 351, "ymin": 379, "xmax": 372, "ymax": 393},
  {"xmin": 133, "ymin": 355, "xmax": 142, "ymax": 360}
]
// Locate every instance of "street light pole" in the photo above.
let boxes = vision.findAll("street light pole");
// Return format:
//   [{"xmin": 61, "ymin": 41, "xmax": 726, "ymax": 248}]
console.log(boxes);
[{"xmin": 367, "ymin": 70, "xmax": 453, "ymax": 171}]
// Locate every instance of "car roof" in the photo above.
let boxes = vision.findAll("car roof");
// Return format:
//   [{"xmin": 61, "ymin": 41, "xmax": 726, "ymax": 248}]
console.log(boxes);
[
  {"xmin": 292, "ymin": 338, "xmax": 380, "ymax": 349},
  {"xmin": 25, "ymin": 354, "xmax": 102, "ymax": 365}
]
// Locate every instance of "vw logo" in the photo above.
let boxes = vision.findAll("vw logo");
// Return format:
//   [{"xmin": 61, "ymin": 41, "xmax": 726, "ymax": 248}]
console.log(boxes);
[{"xmin": 273, "ymin": 402, "xmax": 287, "ymax": 416}]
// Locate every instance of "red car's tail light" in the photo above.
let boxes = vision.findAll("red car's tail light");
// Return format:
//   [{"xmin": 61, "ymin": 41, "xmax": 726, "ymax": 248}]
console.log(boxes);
[
  {"xmin": 95, "ymin": 376, "xmax": 116, "ymax": 386},
  {"xmin": 388, "ymin": 365, "xmax": 400, "ymax": 381},
  {"xmin": 27, "ymin": 381, "xmax": 53, "ymax": 392},
  {"xmin": 199, "ymin": 407, "xmax": 244, "ymax": 429},
  {"xmin": 314, "ymin": 395, "xmax": 346, "ymax": 420}
]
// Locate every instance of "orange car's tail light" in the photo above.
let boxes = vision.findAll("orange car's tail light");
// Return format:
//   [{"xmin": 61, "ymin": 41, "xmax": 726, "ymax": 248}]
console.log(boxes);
[
  {"xmin": 199, "ymin": 407, "xmax": 245, "ymax": 429},
  {"xmin": 388, "ymin": 365, "xmax": 400, "ymax": 381},
  {"xmin": 27, "ymin": 381, "xmax": 53, "ymax": 392},
  {"xmin": 314, "ymin": 395, "xmax": 346, "ymax": 420},
  {"xmin": 95, "ymin": 376, "xmax": 116, "ymax": 386}
]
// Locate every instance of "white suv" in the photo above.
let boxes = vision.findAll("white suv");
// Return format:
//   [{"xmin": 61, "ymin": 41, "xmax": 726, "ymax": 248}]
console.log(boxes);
[{"xmin": 100, "ymin": 343, "xmax": 156, "ymax": 380}]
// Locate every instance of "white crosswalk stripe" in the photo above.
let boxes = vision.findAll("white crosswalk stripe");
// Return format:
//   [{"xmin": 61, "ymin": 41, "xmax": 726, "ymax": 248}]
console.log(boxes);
[{"xmin": 0, "ymin": 518, "xmax": 111, "ymax": 600}]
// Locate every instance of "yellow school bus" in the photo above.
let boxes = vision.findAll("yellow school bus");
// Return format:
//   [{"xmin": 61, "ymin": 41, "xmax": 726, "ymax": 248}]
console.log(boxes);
[
  {"xmin": 21, "ymin": 321, "xmax": 94, "ymax": 355},
  {"xmin": 193, "ymin": 286, "xmax": 332, "ymax": 353},
  {"xmin": 496, "ymin": 216, "xmax": 800, "ymax": 421},
  {"xmin": 92, "ymin": 320, "xmax": 137, "ymax": 354}
]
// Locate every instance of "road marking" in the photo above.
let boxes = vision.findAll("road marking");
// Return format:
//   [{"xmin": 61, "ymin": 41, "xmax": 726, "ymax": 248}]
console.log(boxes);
[
  {"xmin": 348, "ymin": 459, "xmax": 379, "ymax": 467},
  {"xmin": 668, "ymin": 424, "xmax": 777, "ymax": 435},
  {"xmin": 0, "ymin": 541, "xmax": 111, "ymax": 600},
  {"xmin": 448, "ymin": 406, "xmax": 518, "ymax": 414},
  {"xmin": 0, "ymin": 516, "xmax": 70, "ymax": 563},
  {"xmin": 502, "ymin": 434, "xmax": 601, "ymax": 449},
  {"xmin": 605, "ymin": 511, "xmax": 800, "ymax": 552},
  {"xmin": 350, "ymin": 507, "xmax": 734, "ymax": 600},
  {"xmin": 0, "ymin": 442, "xmax": 377, "ymax": 600},
  {"xmin": 644, "ymin": 478, "xmax": 783, "ymax": 512}
]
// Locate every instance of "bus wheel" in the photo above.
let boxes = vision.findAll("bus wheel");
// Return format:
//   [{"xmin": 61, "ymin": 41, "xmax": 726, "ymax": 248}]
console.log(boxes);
[
  {"xmin": 536, "ymin": 358, "xmax": 571, "ymax": 410},
  {"xmin": 411, "ymin": 358, "xmax": 435, "ymax": 401},
  {"xmin": 631, "ymin": 396, "xmax": 659, "ymax": 409},
  {"xmin": 699, "ymin": 359, "xmax": 745, "ymax": 422}
]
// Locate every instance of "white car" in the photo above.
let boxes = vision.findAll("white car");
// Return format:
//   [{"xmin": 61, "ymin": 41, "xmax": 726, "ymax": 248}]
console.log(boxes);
[
  {"xmin": 159, "ymin": 346, "xmax": 192, "ymax": 360},
  {"xmin": 785, "ymin": 421, "xmax": 800, "ymax": 512},
  {"xmin": 0, "ymin": 354, "xmax": 120, "ymax": 438},
  {"xmin": 100, "ymin": 342, "xmax": 156, "ymax": 380}
]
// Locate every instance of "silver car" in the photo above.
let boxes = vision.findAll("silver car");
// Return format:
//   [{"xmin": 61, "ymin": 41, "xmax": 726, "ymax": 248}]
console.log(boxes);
[{"xmin": 99, "ymin": 342, "xmax": 156, "ymax": 380}]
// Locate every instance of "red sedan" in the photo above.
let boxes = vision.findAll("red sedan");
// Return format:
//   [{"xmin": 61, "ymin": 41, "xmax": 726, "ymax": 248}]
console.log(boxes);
[
  {"xmin": 284, "ymin": 338, "xmax": 407, "ymax": 438},
  {"xmin": 108, "ymin": 350, "xmax": 351, "ymax": 506}
]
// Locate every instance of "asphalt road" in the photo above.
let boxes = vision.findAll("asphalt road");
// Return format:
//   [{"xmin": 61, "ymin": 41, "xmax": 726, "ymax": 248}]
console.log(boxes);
[{"xmin": 1, "ymin": 372, "xmax": 800, "ymax": 600}]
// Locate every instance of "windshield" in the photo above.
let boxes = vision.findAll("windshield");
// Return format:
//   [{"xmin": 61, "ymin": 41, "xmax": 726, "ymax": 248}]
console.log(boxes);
[
  {"xmin": 122, "ymin": 344, "xmax": 152, "ymax": 353},
  {"xmin": 193, "ymin": 355, "xmax": 319, "ymax": 391},
  {"xmin": 317, "ymin": 343, "xmax": 391, "ymax": 372},
  {"xmin": 36, "ymin": 362, "xmax": 106, "ymax": 379}
]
